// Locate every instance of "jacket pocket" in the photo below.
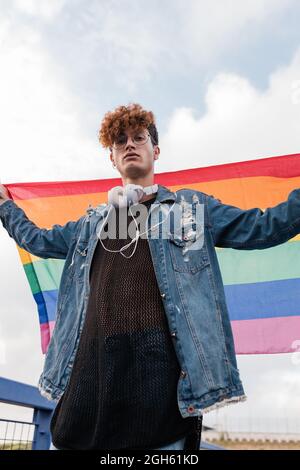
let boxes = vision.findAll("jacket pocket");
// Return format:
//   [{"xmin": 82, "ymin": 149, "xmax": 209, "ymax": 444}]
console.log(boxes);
[{"xmin": 168, "ymin": 232, "xmax": 210, "ymax": 273}]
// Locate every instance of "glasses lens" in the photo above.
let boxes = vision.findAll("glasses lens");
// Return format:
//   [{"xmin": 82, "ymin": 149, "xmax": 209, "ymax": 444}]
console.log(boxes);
[
  {"xmin": 113, "ymin": 132, "xmax": 149, "ymax": 149},
  {"xmin": 133, "ymin": 132, "xmax": 148, "ymax": 145},
  {"xmin": 114, "ymin": 134, "xmax": 127, "ymax": 149}
]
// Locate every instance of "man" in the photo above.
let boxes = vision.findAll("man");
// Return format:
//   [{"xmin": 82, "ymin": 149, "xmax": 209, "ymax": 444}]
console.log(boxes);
[{"xmin": 1, "ymin": 103, "xmax": 300, "ymax": 450}]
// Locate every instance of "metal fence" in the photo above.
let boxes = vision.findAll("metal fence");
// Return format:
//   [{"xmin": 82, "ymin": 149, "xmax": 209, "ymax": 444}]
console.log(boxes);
[{"xmin": 0, "ymin": 418, "xmax": 35, "ymax": 450}]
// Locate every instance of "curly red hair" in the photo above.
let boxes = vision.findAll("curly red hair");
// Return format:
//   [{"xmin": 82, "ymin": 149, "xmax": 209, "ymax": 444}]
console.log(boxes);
[{"xmin": 98, "ymin": 103, "xmax": 158, "ymax": 149}]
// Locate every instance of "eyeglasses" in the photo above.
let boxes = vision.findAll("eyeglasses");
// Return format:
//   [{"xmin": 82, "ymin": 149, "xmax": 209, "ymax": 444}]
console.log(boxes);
[{"xmin": 112, "ymin": 131, "xmax": 151, "ymax": 150}]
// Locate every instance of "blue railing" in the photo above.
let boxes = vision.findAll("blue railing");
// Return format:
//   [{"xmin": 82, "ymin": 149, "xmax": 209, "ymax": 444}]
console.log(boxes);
[{"xmin": 0, "ymin": 377, "xmax": 54, "ymax": 450}]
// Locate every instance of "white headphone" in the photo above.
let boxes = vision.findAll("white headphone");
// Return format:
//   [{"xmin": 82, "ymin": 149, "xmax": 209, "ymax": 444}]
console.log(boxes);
[
  {"xmin": 98, "ymin": 183, "xmax": 176, "ymax": 259},
  {"xmin": 107, "ymin": 183, "xmax": 158, "ymax": 208}
]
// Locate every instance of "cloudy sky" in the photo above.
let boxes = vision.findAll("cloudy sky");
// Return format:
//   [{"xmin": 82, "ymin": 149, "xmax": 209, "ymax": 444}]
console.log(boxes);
[{"xmin": 1, "ymin": 0, "xmax": 300, "ymax": 434}]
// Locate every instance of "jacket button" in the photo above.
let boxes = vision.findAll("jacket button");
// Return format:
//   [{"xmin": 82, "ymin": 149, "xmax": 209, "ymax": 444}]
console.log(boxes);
[
  {"xmin": 161, "ymin": 293, "xmax": 166, "ymax": 299},
  {"xmin": 187, "ymin": 405, "xmax": 195, "ymax": 413},
  {"xmin": 180, "ymin": 370, "xmax": 187, "ymax": 378},
  {"xmin": 171, "ymin": 331, "xmax": 177, "ymax": 338}
]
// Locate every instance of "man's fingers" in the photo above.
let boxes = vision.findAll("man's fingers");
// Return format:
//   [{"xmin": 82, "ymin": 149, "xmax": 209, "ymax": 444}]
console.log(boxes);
[{"xmin": 0, "ymin": 184, "xmax": 10, "ymax": 201}]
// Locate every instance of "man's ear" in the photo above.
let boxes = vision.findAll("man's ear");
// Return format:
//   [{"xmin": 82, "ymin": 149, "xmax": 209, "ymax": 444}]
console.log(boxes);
[{"xmin": 153, "ymin": 146, "xmax": 160, "ymax": 161}]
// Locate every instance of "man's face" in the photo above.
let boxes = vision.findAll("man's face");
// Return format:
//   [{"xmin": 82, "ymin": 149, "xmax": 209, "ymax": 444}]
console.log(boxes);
[{"xmin": 110, "ymin": 127, "xmax": 160, "ymax": 179}]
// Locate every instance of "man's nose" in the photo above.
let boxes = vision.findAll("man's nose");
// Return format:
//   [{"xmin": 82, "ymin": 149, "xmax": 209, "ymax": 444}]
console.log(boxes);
[{"xmin": 125, "ymin": 136, "xmax": 136, "ymax": 149}]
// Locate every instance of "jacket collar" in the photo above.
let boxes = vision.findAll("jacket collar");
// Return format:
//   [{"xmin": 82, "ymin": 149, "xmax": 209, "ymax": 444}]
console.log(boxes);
[{"xmin": 155, "ymin": 184, "xmax": 176, "ymax": 204}]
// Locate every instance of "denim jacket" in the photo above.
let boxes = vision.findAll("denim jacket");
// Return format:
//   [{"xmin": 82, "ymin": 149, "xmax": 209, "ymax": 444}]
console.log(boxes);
[{"xmin": 1, "ymin": 184, "xmax": 300, "ymax": 417}]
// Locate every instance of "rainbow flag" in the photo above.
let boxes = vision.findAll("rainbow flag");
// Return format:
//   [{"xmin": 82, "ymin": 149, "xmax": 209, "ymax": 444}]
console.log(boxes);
[{"xmin": 5, "ymin": 153, "xmax": 300, "ymax": 355}]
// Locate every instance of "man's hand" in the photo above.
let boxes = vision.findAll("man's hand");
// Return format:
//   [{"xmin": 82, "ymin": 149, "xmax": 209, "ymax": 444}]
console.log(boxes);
[{"xmin": 0, "ymin": 184, "xmax": 10, "ymax": 206}]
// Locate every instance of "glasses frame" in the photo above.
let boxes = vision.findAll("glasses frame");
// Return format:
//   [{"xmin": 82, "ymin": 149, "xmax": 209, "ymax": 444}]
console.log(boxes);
[{"xmin": 112, "ymin": 131, "xmax": 151, "ymax": 150}]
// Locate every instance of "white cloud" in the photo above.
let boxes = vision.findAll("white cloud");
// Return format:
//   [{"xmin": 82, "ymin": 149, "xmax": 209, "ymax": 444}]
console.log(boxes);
[
  {"xmin": 13, "ymin": 0, "xmax": 66, "ymax": 21},
  {"xmin": 69, "ymin": 0, "xmax": 298, "ymax": 92},
  {"xmin": 76, "ymin": 1, "xmax": 170, "ymax": 92},
  {"xmin": 158, "ymin": 47, "xmax": 300, "ymax": 172},
  {"xmin": 175, "ymin": 0, "xmax": 296, "ymax": 65},
  {"xmin": 0, "ymin": 15, "xmax": 104, "ymax": 183}
]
